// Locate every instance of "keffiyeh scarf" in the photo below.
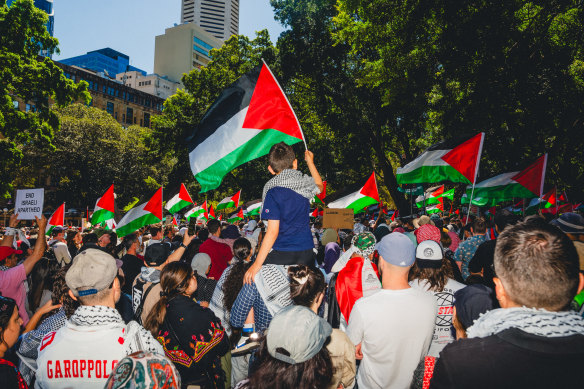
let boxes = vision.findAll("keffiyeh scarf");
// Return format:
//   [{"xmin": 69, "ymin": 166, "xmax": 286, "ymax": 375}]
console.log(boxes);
[
  {"xmin": 254, "ymin": 264, "xmax": 292, "ymax": 316},
  {"xmin": 467, "ymin": 307, "xmax": 584, "ymax": 339},
  {"xmin": 262, "ymin": 169, "xmax": 319, "ymax": 202}
]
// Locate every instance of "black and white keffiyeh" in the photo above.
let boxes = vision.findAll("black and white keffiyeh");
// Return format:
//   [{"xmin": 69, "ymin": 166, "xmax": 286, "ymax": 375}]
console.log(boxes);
[
  {"xmin": 467, "ymin": 307, "xmax": 584, "ymax": 339},
  {"xmin": 254, "ymin": 264, "xmax": 292, "ymax": 316},
  {"xmin": 262, "ymin": 169, "xmax": 320, "ymax": 202}
]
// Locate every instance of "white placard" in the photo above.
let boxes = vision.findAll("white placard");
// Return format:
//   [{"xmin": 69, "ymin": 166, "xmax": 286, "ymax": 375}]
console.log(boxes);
[{"xmin": 14, "ymin": 188, "xmax": 44, "ymax": 220}]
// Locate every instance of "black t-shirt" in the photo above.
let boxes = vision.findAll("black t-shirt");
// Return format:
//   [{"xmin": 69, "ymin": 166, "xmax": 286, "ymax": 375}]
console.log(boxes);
[
  {"xmin": 121, "ymin": 254, "xmax": 144, "ymax": 295},
  {"xmin": 468, "ymin": 239, "xmax": 497, "ymax": 289},
  {"xmin": 0, "ymin": 358, "xmax": 24, "ymax": 389}
]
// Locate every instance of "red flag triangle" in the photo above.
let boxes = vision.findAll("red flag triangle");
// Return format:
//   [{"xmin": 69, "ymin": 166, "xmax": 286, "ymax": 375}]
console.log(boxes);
[
  {"xmin": 143, "ymin": 188, "xmax": 163, "ymax": 221},
  {"xmin": 209, "ymin": 205, "xmax": 216, "ymax": 219},
  {"xmin": 178, "ymin": 183, "xmax": 194, "ymax": 204},
  {"xmin": 542, "ymin": 186, "xmax": 556, "ymax": 206},
  {"xmin": 96, "ymin": 184, "xmax": 115, "ymax": 213},
  {"xmin": 316, "ymin": 181, "xmax": 327, "ymax": 202},
  {"xmin": 231, "ymin": 190, "xmax": 241, "ymax": 207},
  {"xmin": 511, "ymin": 154, "xmax": 548, "ymax": 197},
  {"xmin": 441, "ymin": 132, "xmax": 485, "ymax": 184},
  {"xmin": 430, "ymin": 185, "xmax": 444, "ymax": 198},
  {"xmin": 242, "ymin": 64, "xmax": 303, "ymax": 140},
  {"xmin": 237, "ymin": 208, "xmax": 244, "ymax": 219},
  {"xmin": 49, "ymin": 203, "xmax": 65, "ymax": 226},
  {"xmin": 360, "ymin": 172, "xmax": 380, "ymax": 202}
]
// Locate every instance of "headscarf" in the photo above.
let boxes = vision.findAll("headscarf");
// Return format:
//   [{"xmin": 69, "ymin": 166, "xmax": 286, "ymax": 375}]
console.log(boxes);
[
  {"xmin": 323, "ymin": 242, "xmax": 341, "ymax": 273},
  {"xmin": 105, "ymin": 351, "xmax": 180, "ymax": 389},
  {"xmin": 414, "ymin": 224, "xmax": 441, "ymax": 244},
  {"xmin": 331, "ymin": 232, "xmax": 377, "ymax": 273},
  {"xmin": 191, "ymin": 253, "xmax": 212, "ymax": 278}
]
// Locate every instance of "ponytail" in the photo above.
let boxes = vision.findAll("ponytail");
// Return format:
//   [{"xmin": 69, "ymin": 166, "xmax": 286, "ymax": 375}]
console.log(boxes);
[
  {"xmin": 143, "ymin": 262, "xmax": 193, "ymax": 337},
  {"xmin": 288, "ymin": 265, "xmax": 326, "ymax": 308}
]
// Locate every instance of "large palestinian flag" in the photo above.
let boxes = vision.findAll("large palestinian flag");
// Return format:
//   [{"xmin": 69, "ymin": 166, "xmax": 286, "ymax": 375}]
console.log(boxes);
[
  {"xmin": 465, "ymin": 154, "xmax": 547, "ymax": 203},
  {"xmin": 46, "ymin": 203, "xmax": 65, "ymax": 236},
  {"xmin": 396, "ymin": 132, "xmax": 484, "ymax": 184},
  {"xmin": 185, "ymin": 201, "xmax": 207, "ymax": 220},
  {"xmin": 91, "ymin": 184, "xmax": 115, "ymax": 226},
  {"xmin": 187, "ymin": 63, "xmax": 305, "ymax": 192},
  {"xmin": 116, "ymin": 188, "xmax": 163, "ymax": 237},
  {"xmin": 165, "ymin": 183, "xmax": 194, "ymax": 214},
  {"xmin": 327, "ymin": 172, "xmax": 380, "ymax": 213},
  {"xmin": 216, "ymin": 190, "xmax": 241, "ymax": 211}
]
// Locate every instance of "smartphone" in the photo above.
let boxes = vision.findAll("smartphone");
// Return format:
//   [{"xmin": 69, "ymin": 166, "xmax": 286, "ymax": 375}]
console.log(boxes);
[{"xmin": 188, "ymin": 217, "xmax": 197, "ymax": 236}]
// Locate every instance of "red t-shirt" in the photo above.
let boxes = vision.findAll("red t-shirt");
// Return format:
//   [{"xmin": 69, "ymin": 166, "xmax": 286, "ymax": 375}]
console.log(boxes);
[{"xmin": 198, "ymin": 238, "xmax": 232, "ymax": 280}]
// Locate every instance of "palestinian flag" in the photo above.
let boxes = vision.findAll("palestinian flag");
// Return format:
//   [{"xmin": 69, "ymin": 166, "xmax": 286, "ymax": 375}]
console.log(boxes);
[
  {"xmin": 185, "ymin": 201, "xmax": 207, "ymax": 220},
  {"xmin": 172, "ymin": 216, "xmax": 178, "ymax": 226},
  {"xmin": 391, "ymin": 209, "xmax": 399, "ymax": 221},
  {"xmin": 396, "ymin": 132, "xmax": 485, "ymax": 184},
  {"xmin": 525, "ymin": 187, "xmax": 557, "ymax": 215},
  {"xmin": 187, "ymin": 63, "xmax": 305, "ymax": 193},
  {"xmin": 326, "ymin": 172, "xmax": 380, "ymax": 213},
  {"xmin": 313, "ymin": 181, "xmax": 327, "ymax": 204},
  {"xmin": 46, "ymin": 203, "xmax": 65, "ymax": 235},
  {"xmin": 415, "ymin": 185, "xmax": 454, "ymax": 208},
  {"xmin": 228, "ymin": 208, "xmax": 244, "ymax": 223},
  {"xmin": 460, "ymin": 193, "xmax": 492, "ymax": 206},
  {"xmin": 216, "ymin": 190, "xmax": 241, "ymax": 211},
  {"xmin": 398, "ymin": 184, "xmax": 424, "ymax": 196},
  {"xmin": 91, "ymin": 184, "xmax": 115, "ymax": 226},
  {"xmin": 208, "ymin": 205, "xmax": 216, "ymax": 219},
  {"xmin": 116, "ymin": 188, "xmax": 163, "ymax": 237},
  {"xmin": 103, "ymin": 219, "xmax": 116, "ymax": 231},
  {"xmin": 465, "ymin": 155, "xmax": 548, "ymax": 203},
  {"xmin": 165, "ymin": 183, "xmax": 194, "ymax": 214},
  {"xmin": 245, "ymin": 202, "xmax": 262, "ymax": 216}
]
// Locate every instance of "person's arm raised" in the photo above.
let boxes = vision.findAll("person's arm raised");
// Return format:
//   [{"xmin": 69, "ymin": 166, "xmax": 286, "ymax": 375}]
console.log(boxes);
[
  {"xmin": 1, "ymin": 214, "xmax": 19, "ymax": 248},
  {"xmin": 243, "ymin": 219, "xmax": 279, "ymax": 284},
  {"xmin": 165, "ymin": 230, "xmax": 194, "ymax": 264},
  {"xmin": 305, "ymin": 150, "xmax": 324, "ymax": 193},
  {"xmin": 23, "ymin": 216, "xmax": 47, "ymax": 275}
]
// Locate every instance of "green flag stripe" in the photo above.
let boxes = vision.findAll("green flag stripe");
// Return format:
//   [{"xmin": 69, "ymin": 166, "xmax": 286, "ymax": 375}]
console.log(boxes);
[
  {"xmin": 397, "ymin": 165, "xmax": 469, "ymax": 185},
  {"xmin": 116, "ymin": 213, "xmax": 160, "ymax": 237},
  {"xmin": 91, "ymin": 209, "xmax": 115, "ymax": 225}
]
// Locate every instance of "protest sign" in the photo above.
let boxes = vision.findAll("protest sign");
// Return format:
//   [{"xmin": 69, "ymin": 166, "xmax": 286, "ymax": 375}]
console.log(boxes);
[
  {"xmin": 14, "ymin": 188, "xmax": 44, "ymax": 220},
  {"xmin": 322, "ymin": 208, "xmax": 354, "ymax": 230}
]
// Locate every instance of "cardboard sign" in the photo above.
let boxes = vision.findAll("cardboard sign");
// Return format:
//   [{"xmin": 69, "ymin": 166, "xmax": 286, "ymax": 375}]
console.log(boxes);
[
  {"xmin": 14, "ymin": 188, "xmax": 44, "ymax": 220},
  {"xmin": 322, "ymin": 208, "xmax": 354, "ymax": 230}
]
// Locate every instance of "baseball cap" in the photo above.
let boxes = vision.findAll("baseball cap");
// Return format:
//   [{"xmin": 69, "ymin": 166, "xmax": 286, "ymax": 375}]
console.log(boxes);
[
  {"xmin": 415, "ymin": 240, "xmax": 443, "ymax": 269},
  {"xmin": 267, "ymin": 305, "xmax": 332, "ymax": 364},
  {"xmin": 454, "ymin": 284, "xmax": 494, "ymax": 330},
  {"xmin": 246, "ymin": 220, "xmax": 257, "ymax": 231},
  {"xmin": 66, "ymin": 249, "xmax": 118, "ymax": 297},
  {"xmin": 0, "ymin": 246, "xmax": 23, "ymax": 261},
  {"xmin": 550, "ymin": 213, "xmax": 584, "ymax": 235},
  {"xmin": 376, "ymin": 232, "xmax": 416, "ymax": 267},
  {"xmin": 144, "ymin": 243, "xmax": 171, "ymax": 267}
]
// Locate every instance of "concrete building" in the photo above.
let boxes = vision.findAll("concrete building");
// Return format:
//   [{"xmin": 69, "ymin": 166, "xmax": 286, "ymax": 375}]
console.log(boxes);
[
  {"xmin": 181, "ymin": 0, "xmax": 239, "ymax": 41},
  {"xmin": 154, "ymin": 23, "xmax": 223, "ymax": 83},
  {"xmin": 54, "ymin": 62, "xmax": 164, "ymax": 128},
  {"xmin": 7, "ymin": 0, "xmax": 54, "ymax": 57},
  {"xmin": 60, "ymin": 48, "xmax": 146, "ymax": 79},
  {"xmin": 116, "ymin": 71, "xmax": 180, "ymax": 100}
]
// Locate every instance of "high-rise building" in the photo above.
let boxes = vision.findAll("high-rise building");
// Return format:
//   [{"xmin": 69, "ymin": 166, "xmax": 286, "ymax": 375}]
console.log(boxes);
[
  {"xmin": 154, "ymin": 23, "xmax": 223, "ymax": 83},
  {"xmin": 181, "ymin": 0, "xmax": 239, "ymax": 42},
  {"xmin": 116, "ymin": 71, "xmax": 180, "ymax": 100},
  {"xmin": 60, "ymin": 48, "xmax": 146, "ymax": 79},
  {"xmin": 7, "ymin": 0, "xmax": 54, "ymax": 57}
]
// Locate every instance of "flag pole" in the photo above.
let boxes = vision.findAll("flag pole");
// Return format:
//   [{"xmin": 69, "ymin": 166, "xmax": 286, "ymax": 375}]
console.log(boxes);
[
  {"xmin": 465, "ymin": 184, "xmax": 476, "ymax": 226},
  {"xmin": 261, "ymin": 59, "xmax": 308, "ymax": 150},
  {"xmin": 555, "ymin": 185, "xmax": 558, "ymax": 215},
  {"xmin": 464, "ymin": 133, "xmax": 485, "ymax": 226}
]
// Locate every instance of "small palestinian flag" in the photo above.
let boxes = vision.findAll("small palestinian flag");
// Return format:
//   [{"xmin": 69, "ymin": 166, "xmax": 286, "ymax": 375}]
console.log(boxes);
[
  {"xmin": 216, "ymin": 190, "xmax": 241, "ymax": 211},
  {"xmin": 185, "ymin": 201, "xmax": 207, "ymax": 220},
  {"xmin": 526, "ymin": 187, "xmax": 557, "ymax": 215},
  {"xmin": 312, "ymin": 181, "xmax": 326, "ymax": 204},
  {"xmin": 91, "ymin": 184, "xmax": 115, "ymax": 226},
  {"xmin": 465, "ymin": 155, "xmax": 547, "ymax": 203},
  {"xmin": 165, "ymin": 183, "xmax": 194, "ymax": 214},
  {"xmin": 415, "ymin": 185, "xmax": 454, "ymax": 208},
  {"xmin": 327, "ymin": 172, "xmax": 380, "ymax": 213},
  {"xmin": 116, "ymin": 188, "xmax": 163, "ymax": 237},
  {"xmin": 398, "ymin": 184, "xmax": 424, "ymax": 196},
  {"xmin": 460, "ymin": 193, "xmax": 492, "ymax": 206},
  {"xmin": 426, "ymin": 203, "xmax": 443, "ymax": 214},
  {"xmin": 391, "ymin": 209, "xmax": 398, "ymax": 221},
  {"xmin": 397, "ymin": 132, "xmax": 485, "ymax": 184},
  {"xmin": 208, "ymin": 205, "xmax": 216, "ymax": 219},
  {"xmin": 46, "ymin": 203, "xmax": 65, "ymax": 235},
  {"xmin": 187, "ymin": 63, "xmax": 305, "ymax": 192},
  {"xmin": 245, "ymin": 202, "xmax": 262, "ymax": 217},
  {"xmin": 172, "ymin": 216, "xmax": 178, "ymax": 226},
  {"xmin": 228, "ymin": 209, "xmax": 244, "ymax": 223},
  {"xmin": 310, "ymin": 209, "xmax": 318, "ymax": 219}
]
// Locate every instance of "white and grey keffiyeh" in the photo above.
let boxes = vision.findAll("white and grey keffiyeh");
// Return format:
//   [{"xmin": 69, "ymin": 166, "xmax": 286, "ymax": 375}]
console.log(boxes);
[
  {"xmin": 254, "ymin": 264, "xmax": 292, "ymax": 316},
  {"xmin": 467, "ymin": 307, "xmax": 584, "ymax": 339},
  {"xmin": 262, "ymin": 169, "xmax": 320, "ymax": 203}
]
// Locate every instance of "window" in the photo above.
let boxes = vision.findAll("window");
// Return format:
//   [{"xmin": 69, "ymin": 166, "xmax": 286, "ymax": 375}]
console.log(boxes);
[
  {"xmin": 194, "ymin": 37, "xmax": 214, "ymax": 51},
  {"xmin": 144, "ymin": 112, "xmax": 150, "ymax": 128},
  {"xmin": 106, "ymin": 101, "xmax": 114, "ymax": 115},
  {"xmin": 128, "ymin": 93, "xmax": 134, "ymax": 103},
  {"xmin": 102, "ymin": 85, "xmax": 106, "ymax": 93},
  {"xmin": 194, "ymin": 45, "xmax": 210, "ymax": 57},
  {"xmin": 126, "ymin": 107, "xmax": 133, "ymax": 124}
]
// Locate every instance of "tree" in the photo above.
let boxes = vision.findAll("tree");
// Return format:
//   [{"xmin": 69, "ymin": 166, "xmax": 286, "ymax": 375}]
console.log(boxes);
[
  {"xmin": 0, "ymin": 0, "xmax": 89, "ymax": 199},
  {"xmin": 15, "ymin": 104, "xmax": 172, "ymax": 211}
]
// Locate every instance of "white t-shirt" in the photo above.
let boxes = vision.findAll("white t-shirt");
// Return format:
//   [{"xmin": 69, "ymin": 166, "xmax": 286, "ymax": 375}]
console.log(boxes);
[
  {"xmin": 346, "ymin": 288, "xmax": 437, "ymax": 389},
  {"xmin": 410, "ymin": 278, "xmax": 465, "ymax": 357}
]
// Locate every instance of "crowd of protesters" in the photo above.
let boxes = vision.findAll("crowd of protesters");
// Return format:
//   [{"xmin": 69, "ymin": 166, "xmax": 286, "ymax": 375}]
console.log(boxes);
[{"xmin": 1, "ymin": 142, "xmax": 584, "ymax": 388}]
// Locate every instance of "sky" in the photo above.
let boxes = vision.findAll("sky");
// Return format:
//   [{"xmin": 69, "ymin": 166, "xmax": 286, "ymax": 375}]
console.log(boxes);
[{"xmin": 52, "ymin": 0, "xmax": 287, "ymax": 74}]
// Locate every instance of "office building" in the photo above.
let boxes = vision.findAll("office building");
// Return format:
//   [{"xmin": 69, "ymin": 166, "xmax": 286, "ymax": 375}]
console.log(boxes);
[
  {"xmin": 55, "ymin": 62, "xmax": 164, "ymax": 128},
  {"xmin": 181, "ymin": 0, "xmax": 239, "ymax": 41},
  {"xmin": 154, "ymin": 23, "xmax": 223, "ymax": 83},
  {"xmin": 116, "ymin": 71, "xmax": 180, "ymax": 100},
  {"xmin": 60, "ymin": 48, "xmax": 146, "ymax": 79},
  {"xmin": 7, "ymin": 0, "xmax": 54, "ymax": 57}
]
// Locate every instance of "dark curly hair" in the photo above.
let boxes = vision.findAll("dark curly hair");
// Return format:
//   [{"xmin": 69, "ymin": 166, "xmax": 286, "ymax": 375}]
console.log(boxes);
[
  {"xmin": 408, "ymin": 254, "xmax": 454, "ymax": 292},
  {"xmin": 243, "ymin": 336, "xmax": 333, "ymax": 389},
  {"xmin": 52, "ymin": 265, "xmax": 80, "ymax": 318},
  {"xmin": 28, "ymin": 257, "xmax": 60, "ymax": 313},
  {"xmin": 222, "ymin": 238, "xmax": 252, "ymax": 312}
]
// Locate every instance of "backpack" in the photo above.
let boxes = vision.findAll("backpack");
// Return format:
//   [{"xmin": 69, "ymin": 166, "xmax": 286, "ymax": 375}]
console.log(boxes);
[{"xmin": 132, "ymin": 277, "xmax": 157, "ymax": 325}]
